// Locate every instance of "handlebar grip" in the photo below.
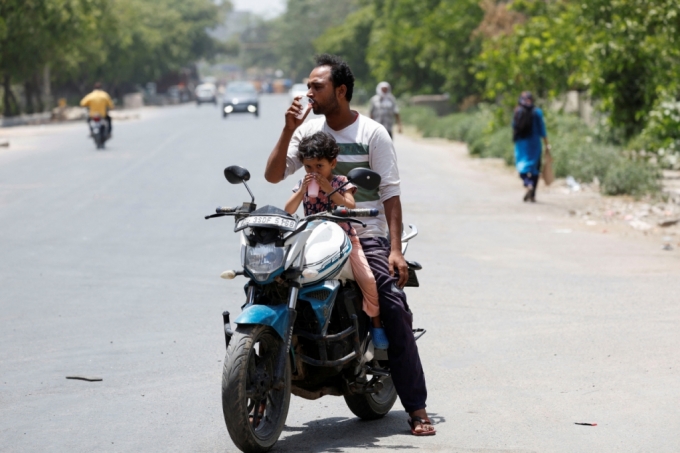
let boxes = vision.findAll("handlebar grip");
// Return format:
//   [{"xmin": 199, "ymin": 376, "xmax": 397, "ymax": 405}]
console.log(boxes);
[
  {"xmin": 216, "ymin": 206, "xmax": 237, "ymax": 214},
  {"xmin": 332, "ymin": 208, "xmax": 379, "ymax": 217}
]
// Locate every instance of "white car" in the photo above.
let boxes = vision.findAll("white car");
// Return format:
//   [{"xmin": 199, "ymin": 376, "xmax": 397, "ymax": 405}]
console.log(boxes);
[
  {"xmin": 289, "ymin": 83, "xmax": 308, "ymax": 101},
  {"xmin": 195, "ymin": 83, "xmax": 217, "ymax": 105}
]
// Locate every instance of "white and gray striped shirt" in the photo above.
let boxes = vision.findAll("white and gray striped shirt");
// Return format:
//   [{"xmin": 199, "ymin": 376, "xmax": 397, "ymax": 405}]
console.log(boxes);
[{"xmin": 284, "ymin": 113, "xmax": 401, "ymax": 238}]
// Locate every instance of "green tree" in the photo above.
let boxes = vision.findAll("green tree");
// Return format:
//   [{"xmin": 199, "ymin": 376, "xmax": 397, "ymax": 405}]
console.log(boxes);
[
  {"xmin": 476, "ymin": 0, "xmax": 680, "ymax": 139},
  {"xmin": 582, "ymin": 0, "xmax": 680, "ymax": 139},
  {"xmin": 314, "ymin": 3, "xmax": 377, "ymax": 92},
  {"xmin": 0, "ymin": 0, "xmax": 101, "ymax": 115},
  {"xmin": 238, "ymin": 0, "xmax": 358, "ymax": 81},
  {"xmin": 476, "ymin": 1, "xmax": 589, "ymax": 111},
  {"xmin": 366, "ymin": 0, "xmax": 484, "ymax": 102},
  {"xmin": 1, "ymin": 0, "xmax": 230, "ymax": 115}
]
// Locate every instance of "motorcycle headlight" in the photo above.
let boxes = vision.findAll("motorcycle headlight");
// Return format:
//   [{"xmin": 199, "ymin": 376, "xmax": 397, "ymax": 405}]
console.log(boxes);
[{"xmin": 244, "ymin": 243, "xmax": 286, "ymax": 282}]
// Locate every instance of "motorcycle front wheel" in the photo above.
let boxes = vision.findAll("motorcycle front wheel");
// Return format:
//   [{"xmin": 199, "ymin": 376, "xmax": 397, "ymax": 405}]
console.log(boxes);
[
  {"xmin": 222, "ymin": 325, "xmax": 291, "ymax": 453},
  {"xmin": 344, "ymin": 375, "xmax": 397, "ymax": 420}
]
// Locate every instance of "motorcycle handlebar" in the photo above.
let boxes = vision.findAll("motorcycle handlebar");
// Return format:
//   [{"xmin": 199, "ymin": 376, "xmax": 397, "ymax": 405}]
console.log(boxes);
[
  {"xmin": 332, "ymin": 208, "xmax": 379, "ymax": 217},
  {"xmin": 216, "ymin": 206, "xmax": 237, "ymax": 214}
]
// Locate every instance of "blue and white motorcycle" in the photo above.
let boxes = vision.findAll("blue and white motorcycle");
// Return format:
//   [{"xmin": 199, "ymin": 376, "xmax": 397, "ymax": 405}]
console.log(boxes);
[{"xmin": 205, "ymin": 166, "xmax": 422, "ymax": 453}]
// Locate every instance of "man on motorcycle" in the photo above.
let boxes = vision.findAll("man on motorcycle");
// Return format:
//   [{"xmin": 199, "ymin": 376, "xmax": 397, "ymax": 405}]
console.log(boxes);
[
  {"xmin": 265, "ymin": 54, "xmax": 435, "ymax": 436},
  {"xmin": 80, "ymin": 82, "xmax": 114, "ymax": 137}
]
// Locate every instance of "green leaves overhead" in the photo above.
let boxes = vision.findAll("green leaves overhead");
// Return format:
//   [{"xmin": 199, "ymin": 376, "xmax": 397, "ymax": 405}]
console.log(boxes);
[
  {"xmin": 314, "ymin": 0, "xmax": 484, "ymax": 101},
  {"xmin": 477, "ymin": 0, "xmax": 680, "ymax": 139},
  {"xmin": 1, "ymin": 0, "xmax": 230, "ymax": 114}
]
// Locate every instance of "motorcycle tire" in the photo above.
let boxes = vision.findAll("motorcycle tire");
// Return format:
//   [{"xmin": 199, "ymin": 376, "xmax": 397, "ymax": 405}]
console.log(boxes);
[
  {"xmin": 343, "ymin": 375, "xmax": 397, "ymax": 420},
  {"xmin": 222, "ymin": 325, "xmax": 291, "ymax": 453}
]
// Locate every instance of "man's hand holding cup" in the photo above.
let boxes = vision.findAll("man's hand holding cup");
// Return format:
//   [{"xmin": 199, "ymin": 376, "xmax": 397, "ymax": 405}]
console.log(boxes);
[{"xmin": 285, "ymin": 96, "xmax": 312, "ymax": 131}]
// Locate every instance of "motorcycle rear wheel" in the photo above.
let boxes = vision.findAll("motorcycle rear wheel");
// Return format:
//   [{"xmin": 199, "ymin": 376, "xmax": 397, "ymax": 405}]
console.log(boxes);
[
  {"xmin": 222, "ymin": 325, "xmax": 291, "ymax": 453},
  {"xmin": 344, "ymin": 375, "xmax": 397, "ymax": 420}
]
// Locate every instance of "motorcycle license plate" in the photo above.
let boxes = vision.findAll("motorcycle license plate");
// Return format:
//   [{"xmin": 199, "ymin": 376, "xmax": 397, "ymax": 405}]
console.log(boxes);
[{"xmin": 235, "ymin": 215, "xmax": 297, "ymax": 231}]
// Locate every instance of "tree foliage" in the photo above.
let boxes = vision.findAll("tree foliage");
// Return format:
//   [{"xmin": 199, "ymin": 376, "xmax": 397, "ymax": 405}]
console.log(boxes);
[
  {"xmin": 477, "ymin": 0, "xmax": 680, "ymax": 140},
  {"xmin": 0, "ymin": 0, "xmax": 231, "ymax": 115},
  {"xmin": 314, "ymin": 4, "xmax": 377, "ymax": 91},
  {"xmin": 240, "ymin": 0, "xmax": 359, "ymax": 82}
]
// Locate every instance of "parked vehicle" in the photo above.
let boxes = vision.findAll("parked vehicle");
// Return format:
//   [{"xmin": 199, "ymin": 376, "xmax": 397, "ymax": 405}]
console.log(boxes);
[
  {"xmin": 222, "ymin": 82, "xmax": 259, "ymax": 118},
  {"xmin": 88, "ymin": 114, "xmax": 109, "ymax": 150},
  {"xmin": 205, "ymin": 166, "xmax": 423, "ymax": 453},
  {"xmin": 196, "ymin": 83, "xmax": 217, "ymax": 105}
]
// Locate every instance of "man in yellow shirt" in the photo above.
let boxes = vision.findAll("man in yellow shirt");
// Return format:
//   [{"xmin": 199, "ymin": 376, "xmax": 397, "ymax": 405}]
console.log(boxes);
[{"xmin": 80, "ymin": 82, "xmax": 114, "ymax": 137}]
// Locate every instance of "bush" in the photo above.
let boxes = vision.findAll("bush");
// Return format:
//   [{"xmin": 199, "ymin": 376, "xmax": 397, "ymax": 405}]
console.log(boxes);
[
  {"xmin": 601, "ymin": 160, "xmax": 661, "ymax": 196},
  {"xmin": 634, "ymin": 99, "xmax": 680, "ymax": 169},
  {"xmin": 401, "ymin": 105, "xmax": 661, "ymax": 197}
]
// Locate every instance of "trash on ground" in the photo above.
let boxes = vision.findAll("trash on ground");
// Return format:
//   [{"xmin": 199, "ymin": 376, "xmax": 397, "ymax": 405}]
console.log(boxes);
[
  {"xmin": 0, "ymin": 140, "xmax": 9, "ymax": 147},
  {"xmin": 566, "ymin": 176, "xmax": 581, "ymax": 192},
  {"xmin": 66, "ymin": 375, "xmax": 102, "ymax": 382},
  {"xmin": 662, "ymin": 244, "xmax": 673, "ymax": 251},
  {"xmin": 658, "ymin": 218, "xmax": 680, "ymax": 228},
  {"xmin": 574, "ymin": 422, "xmax": 597, "ymax": 426},
  {"xmin": 629, "ymin": 219, "xmax": 653, "ymax": 231}
]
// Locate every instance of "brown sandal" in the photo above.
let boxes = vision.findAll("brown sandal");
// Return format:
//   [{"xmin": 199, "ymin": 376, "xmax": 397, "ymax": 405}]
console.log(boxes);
[{"xmin": 408, "ymin": 416, "xmax": 436, "ymax": 436}]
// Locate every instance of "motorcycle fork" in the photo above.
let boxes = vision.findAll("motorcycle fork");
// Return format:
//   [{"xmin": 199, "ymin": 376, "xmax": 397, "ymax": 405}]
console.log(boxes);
[
  {"xmin": 272, "ymin": 284, "xmax": 298, "ymax": 390},
  {"xmin": 223, "ymin": 286, "xmax": 255, "ymax": 349},
  {"xmin": 273, "ymin": 248, "xmax": 304, "ymax": 389}
]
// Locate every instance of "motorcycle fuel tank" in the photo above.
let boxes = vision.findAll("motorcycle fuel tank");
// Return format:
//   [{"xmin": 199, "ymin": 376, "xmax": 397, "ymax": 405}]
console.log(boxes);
[{"xmin": 300, "ymin": 221, "xmax": 351, "ymax": 286}]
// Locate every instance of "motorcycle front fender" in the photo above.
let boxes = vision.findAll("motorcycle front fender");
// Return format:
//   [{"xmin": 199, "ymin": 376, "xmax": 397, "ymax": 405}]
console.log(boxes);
[{"xmin": 234, "ymin": 304, "xmax": 290, "ymax": 341}]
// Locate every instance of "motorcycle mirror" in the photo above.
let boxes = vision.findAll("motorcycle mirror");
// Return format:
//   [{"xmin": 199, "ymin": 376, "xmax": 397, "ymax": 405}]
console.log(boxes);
[
  {"xmin": 347, "ymin": 168, "xmax": 381, "ymax": 191},
  {"xmin": 224, "ymin": 166, "xmax": 251, "ymax": 184}
]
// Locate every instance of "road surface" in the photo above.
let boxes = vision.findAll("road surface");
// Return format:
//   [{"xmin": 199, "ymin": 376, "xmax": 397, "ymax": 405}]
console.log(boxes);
[{"xmin": 1, "ymin": 96, "xmax": 679, "ymax": 452}]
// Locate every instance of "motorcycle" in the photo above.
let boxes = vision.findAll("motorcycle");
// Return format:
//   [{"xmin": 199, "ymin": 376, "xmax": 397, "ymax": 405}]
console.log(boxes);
[
  {"xmin": 88, "ymin": 114, "xmax": 109, "ymax": 149},
  {"xmin": 205, "ymin": 165, "xmax": 423, "ymax": 453}
]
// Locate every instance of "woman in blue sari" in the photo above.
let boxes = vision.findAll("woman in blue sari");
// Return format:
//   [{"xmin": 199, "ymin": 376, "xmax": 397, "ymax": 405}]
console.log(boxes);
[{"xmin": 513, "ymin": 92, "xmax": 551, "ymax": 202}]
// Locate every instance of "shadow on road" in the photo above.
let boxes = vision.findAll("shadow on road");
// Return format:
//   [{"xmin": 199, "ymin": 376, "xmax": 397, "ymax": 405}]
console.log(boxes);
[{"xmin": 274, "ymin": 413, "xmax": 444, "ymax": 452}]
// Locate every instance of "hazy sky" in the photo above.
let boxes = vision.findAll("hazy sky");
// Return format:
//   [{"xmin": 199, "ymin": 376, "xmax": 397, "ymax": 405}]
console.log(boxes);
[{"xmin": 232, "ymin": 0, "xmax": 285, "ymax": 18}]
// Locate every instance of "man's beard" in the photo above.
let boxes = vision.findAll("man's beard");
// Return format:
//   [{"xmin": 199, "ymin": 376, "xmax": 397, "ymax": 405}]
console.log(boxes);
[{"xmin": 313, "ymin": 95, "xmax": 340, "ymax": 116}]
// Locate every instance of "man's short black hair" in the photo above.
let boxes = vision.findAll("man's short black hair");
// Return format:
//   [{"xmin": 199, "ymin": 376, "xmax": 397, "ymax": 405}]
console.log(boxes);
[
  {"xmin": 314, "ymin": 54, "xmax": 355, "ymax": 102},
  {"xmin": 297, "ymin": 131, "xmax": 339, "ymax": 162}
]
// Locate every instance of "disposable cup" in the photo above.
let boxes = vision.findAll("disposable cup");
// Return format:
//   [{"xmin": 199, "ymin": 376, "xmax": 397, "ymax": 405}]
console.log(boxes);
[
  {"xmin": 296, "ymin": 97, "xmax": 311, "ymax": 119},
  {"xmin": 307, "ymin": 178, "xmax": 319, "ymax": 198}
]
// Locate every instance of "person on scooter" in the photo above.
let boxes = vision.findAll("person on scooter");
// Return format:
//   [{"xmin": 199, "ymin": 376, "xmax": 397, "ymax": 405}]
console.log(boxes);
[
  {"xmin": 265, "ymin": 54, "xmax": 435, "ymax": 436},
  {"xmin": 80, "ymin": 82, "xmax": 114, "ymax": 138}
]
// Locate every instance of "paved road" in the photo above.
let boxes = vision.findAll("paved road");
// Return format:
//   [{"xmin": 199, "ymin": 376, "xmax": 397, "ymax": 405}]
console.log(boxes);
[{"xmin": 2, "ymin": 96, "xmax": 679, "ymax": 453}]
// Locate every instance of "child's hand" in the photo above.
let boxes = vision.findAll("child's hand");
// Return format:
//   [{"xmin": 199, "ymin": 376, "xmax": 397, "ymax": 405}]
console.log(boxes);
[
  {"xmin": 314, "ymin": 174, "xmax": 334, "ymax": 194},
  {"xmin": 301, "ymin": 173, "xmax": 315, "ymax": 191}
]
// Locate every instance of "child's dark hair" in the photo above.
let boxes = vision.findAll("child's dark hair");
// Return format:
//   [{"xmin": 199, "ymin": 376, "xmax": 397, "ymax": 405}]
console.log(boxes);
[{"xmin": 297, "ymin": 131, "xmax": 339, "ymax": 162}]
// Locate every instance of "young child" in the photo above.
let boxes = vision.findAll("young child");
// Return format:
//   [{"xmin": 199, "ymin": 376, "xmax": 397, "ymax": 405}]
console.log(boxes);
[{"xmin": 284, "ymin": 131, "xmax": 389, "ymax": 349}]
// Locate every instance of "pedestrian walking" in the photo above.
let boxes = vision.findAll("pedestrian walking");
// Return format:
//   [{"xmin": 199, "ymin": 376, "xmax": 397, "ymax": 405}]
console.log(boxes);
[
  {"xmin": 513, "ymin": 91, "xmax": 551, "ymax": 202},
  {"xmin": 369, "ymin": 81, "xmax": 402, "ymax": 138}
]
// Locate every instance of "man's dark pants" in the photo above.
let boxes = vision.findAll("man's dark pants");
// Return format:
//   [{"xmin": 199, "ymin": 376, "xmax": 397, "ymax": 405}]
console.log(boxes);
[{"xmin": 359, "ymin": 236, "xmax": 427, "ymax": 413}]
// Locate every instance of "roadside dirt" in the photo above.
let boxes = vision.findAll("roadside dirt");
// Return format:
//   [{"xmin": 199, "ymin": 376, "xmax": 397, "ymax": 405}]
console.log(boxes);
[{"xmin": 404, "ymin": 126, "xmax": 680, "ymax": 252}]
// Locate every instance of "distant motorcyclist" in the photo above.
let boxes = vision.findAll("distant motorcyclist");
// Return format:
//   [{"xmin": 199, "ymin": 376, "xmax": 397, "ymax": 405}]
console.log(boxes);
[{"xmin": 80, "ymin": 82, "xmax": 114, "ymax": 138}]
